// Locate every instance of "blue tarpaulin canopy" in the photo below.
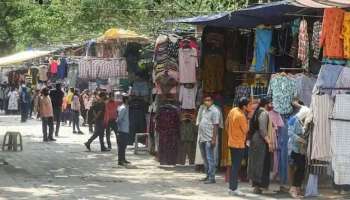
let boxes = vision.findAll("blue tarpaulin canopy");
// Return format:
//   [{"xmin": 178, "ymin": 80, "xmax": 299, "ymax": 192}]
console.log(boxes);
[{"xmin": 166, "ymin": 0, "xmax": 350, "ymax": 28}]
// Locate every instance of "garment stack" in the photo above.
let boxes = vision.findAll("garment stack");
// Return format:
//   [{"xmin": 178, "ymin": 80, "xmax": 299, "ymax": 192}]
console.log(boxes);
[
  {"xmin": 307, "ymin": 63, "xmax": 350, "ymax": 186},
  {"xmin": 152, "ymin": 34, "xmax": 200, "ymax": 165},
  {"xmin": 152, "ymin": 34, "xmax": 181, "ymax": 165}
]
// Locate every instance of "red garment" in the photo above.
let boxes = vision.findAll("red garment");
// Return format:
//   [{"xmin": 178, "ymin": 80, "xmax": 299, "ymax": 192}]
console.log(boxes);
[
  {"xmin": 320, "ymin": 8, "xmax": 345, "ymax": 59},
  {"xmin": 103, "ymin": 100, "xmax": 119, "ymax": 127},
  {"xmin": 50, "ymin": 61, "xmax": 58, "ymax": 74}
]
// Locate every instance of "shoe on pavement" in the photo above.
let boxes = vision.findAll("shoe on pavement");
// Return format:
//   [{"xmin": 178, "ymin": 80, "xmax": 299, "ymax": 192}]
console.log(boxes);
[
  {"xmin": 78, "ymin": 131, "xmax": 84, "ymax": 135},
  {"xmin": 123, "ymin": 160, "xmax": 131, "ymax": 164},
  {"xmin": 48, "ymin": 138, "xmax": 56, "ymax": 141},
  {"xmin": 118, "ymin": 162, "xmax": 126, "ymax": 166},
  {"xmin": 200, "ymin": 177, "xmax": 209, "ymax": 182},
  {"xmin": 229, "ymin": 189, "xmax": 246, "ymax": 196},
  {"xmin": 84, "ymin": 142, "xmax": 91, "ymax": 151},
  {"xmin": 73, "ymin": 131, "xmax": 77, "ymax": 134},
  {"xmin": 101, "ymin": 148, "xmax": 111, "ymax": 152},
  {"xmin": 204, "ymin": 180, "xmax": 216, "ymax": 184},
  {"xmin": 43, "ymin": 139, "xmax": 49, "ymax": 142}
]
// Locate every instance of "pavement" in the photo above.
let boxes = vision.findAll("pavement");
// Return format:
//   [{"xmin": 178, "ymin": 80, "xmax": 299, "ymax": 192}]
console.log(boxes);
[{"xmin": 0, "ymin": 115, "xmax": 349, "ymax": 200}]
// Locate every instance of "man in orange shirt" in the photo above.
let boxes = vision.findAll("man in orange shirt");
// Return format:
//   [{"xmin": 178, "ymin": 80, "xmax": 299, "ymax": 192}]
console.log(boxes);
[{"xmin": 225, "ymin": 97, "xmax": 249, "ymax": 196}]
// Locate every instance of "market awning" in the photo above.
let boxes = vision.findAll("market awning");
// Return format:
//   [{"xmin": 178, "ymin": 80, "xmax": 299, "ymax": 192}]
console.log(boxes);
[
  {"xmin": 97, "ymin": 28, "xmax": 150, "ymax": 44},
  {"xmin": 0, "ymin": 50, "xmax": 52, "ymax": 66},
  {"xmin": 166, "ymin": 0, "xmax": 350, "ymax": 28}
]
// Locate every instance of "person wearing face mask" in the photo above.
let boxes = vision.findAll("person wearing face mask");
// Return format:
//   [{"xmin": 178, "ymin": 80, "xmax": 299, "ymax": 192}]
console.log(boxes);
[{"xmin": 196, "ymin": 95, "xmax": 222, "ymax": 184}]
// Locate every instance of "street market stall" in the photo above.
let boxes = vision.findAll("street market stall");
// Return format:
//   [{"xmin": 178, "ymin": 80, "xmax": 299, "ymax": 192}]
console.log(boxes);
[{"xmin": 150, "ymin": 0, "xmax": 350, "ymax": 195}]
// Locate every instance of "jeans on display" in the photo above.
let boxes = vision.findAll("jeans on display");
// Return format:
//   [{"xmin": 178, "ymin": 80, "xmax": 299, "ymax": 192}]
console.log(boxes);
[
  {"xmin": 278, "ymin": 114, "xmax": 290, "ymax": 185},
  {"xmin": 42, "ymin": 117, "xmax": 54, "ymax": 140},
  {"xmin": 229, "ymin": 148, "xmax": 245, "ymax": 191},
  {"xmin": 106, "ymin": 120, "xmax": 118, "ymax": 148},
  {"xmin": 72, "ymin": 110, "xmax": 81, "ymax": 132},
  {"xmin": 199, "ymin": 141, "xmax": 216, "ymax": 181},
  {"xmin": 128, "ymin": 99, "xmax": 147, "ymax": 145}
]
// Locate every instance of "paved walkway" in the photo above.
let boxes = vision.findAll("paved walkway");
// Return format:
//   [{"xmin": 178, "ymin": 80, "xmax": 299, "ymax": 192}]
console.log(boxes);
[{"xmin": 0, "ymin": 115, "xmax": 348, "ymax": 200}]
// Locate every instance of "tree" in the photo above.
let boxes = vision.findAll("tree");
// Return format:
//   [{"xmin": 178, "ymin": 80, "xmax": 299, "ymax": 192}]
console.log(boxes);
[{"xmin": 1, "ymin": 0, "xmax": 250, "ymax": 56}]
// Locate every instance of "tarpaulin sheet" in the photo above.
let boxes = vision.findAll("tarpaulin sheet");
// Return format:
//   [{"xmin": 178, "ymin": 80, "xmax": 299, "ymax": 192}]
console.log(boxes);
[
  {"xmin": 0, "ymin": 50, "xmax": 51, "ymax": 66},
  {"xmin": 166, "ymin": 0, "xmax": 349, "ymax": 28}
]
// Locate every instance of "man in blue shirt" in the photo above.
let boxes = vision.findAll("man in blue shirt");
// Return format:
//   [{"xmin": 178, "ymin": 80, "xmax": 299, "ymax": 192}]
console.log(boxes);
[{"xmin": 116, "ymin": 94, "xmax": 130, "ymax": 166}]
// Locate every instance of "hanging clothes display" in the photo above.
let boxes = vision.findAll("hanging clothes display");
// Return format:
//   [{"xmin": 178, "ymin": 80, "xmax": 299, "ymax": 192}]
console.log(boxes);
[
  {"xmin": 332, "ymin": 67, "xmax": 350, "ymax": 97},
  {"xmin": 320, "ymin": 8, "xmax": 345, "ymax": 59},
  {"xmin": 312, "ymin": 21, "xmax": 322, "ymax": 59},
  {"xmin": 177, "ymin": 116, "xmax": 197, "ymax": 165},
  {"xmin": 298, "ymin": 19, "xmax": 309, "ymax": 70},
  {"xmin": 38, "ymin": 65, "xmax": 48, "ymax": 82},
  {"xmin": 310, "ymin": 94, "xmax": 333, "ymax": 161},
  {"xmin": 155, "ymin": 105, "xmax": 180, "ymax": 165},
  {"xmin": 201, "ymin": 54, "xmax": 225, "ymax": 93},
  {"xmin": 179, "ymin": 84, "xmax": 197, "ymax": 109},
  {"xmin": 268, "ymin": 74, "xmax": 297, "ymax": 115},
  {"xmin": 251, "ymin": 27, "xmax": 273, "ymax": 72},
  {"xmin": 78, "ymin": 58, "xmax": 128, "ymax": 79},
  {"xmin": 295, "ymin": 74, "xmax": 317, "ymax": 106},
  {"xmin": 50, "ymin": 59, "xmax": 58, "ymax": 75},
  {"xmin": 331, "ymin": 94, "xmax": 350, "ymax": 184},
  {"xmin": 178, "ymin": 39, "xmax": 198, "ymax": 83},
  {"xmin": 312, "ymin": 64, "xmax": 343, "ymax": 95},
  {"xmin": 343, "ymin": 12, "xmax": 350, "ymax": 59},
  {"xmin": 128, "ymin": 98, "xmax": 147, "ymax": 145},
  {"xmin": 58, "ymin": 57, "xmax": 68, "ymax": 79}
]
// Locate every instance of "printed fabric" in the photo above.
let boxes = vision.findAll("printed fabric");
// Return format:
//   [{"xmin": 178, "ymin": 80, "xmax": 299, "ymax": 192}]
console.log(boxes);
[
  {"xmin": 298, "ymin": 19, "xmax": 309, "ymax": 70},
  {"xmin": 201, "ymin": 54, "xmax": 225, "ymax": 93},
  {"xmin": 268, "ymin": 75, "xmax": 297, "ymax": 115},
  {"xmin": 320, "ymin": 8, "xmax": 345, "ymax": 59},
  {"xmin": 342, "ymin": 12, "xmax": 350, "ymax": 59},
  {"xmin": 156, "ymin": 106, "xmax": 180, "ymax": 165},
  {"xmin": 312, "ymin": 21, "xmax": 322, "ymax": 59}
]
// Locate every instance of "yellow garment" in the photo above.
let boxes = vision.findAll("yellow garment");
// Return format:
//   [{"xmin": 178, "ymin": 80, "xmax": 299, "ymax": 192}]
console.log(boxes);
[
  {"xmin": 66, "ymin": 92, "xmax": 73, "ymax": 105},
  {"xmin": 201, "ymin": 54, "xmax": 225, "ymax": 93},
  {"xmin": 221, "ymin": 106, "xmax": 233, "ymax": 167},
  {"xmin": 342, "ymin": 12, "xmax": 350, "ymax": 59}
]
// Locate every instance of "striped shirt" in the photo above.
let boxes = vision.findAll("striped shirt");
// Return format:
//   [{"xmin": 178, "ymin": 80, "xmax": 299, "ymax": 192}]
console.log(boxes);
[{"xmin": 310, "ymin": 94, "xmax": 333, "ymax": 161}]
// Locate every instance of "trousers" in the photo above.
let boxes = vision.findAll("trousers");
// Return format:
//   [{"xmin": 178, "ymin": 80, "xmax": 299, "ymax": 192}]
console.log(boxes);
[
  {"xmin": 106, "ymin": 120, "xmax": 118, "ymax": 148},
  {"xmin": 72, "ymin": 110, "xmax": 80, "ymax": 132},
  {"xmin": 199, "ymin": 141, "xmax": 216, "ymax": 181},
  {"xmin": 87, "ymin": 120, "xmax": 106, "ymax": 150},
  {"xmin": 53, "ymin": 108, "xmax": 61, "ymax": 136},
  {"xmin": 42, "ymin": 117, "xmax": 54, "ymax": 140},
  {"xmin": 229, "ymin": 148, "xmax": 245, "ymax": 191},
  {"xmin": 117, "ymin": 133, "xmax": 129, "ymax": 162}
]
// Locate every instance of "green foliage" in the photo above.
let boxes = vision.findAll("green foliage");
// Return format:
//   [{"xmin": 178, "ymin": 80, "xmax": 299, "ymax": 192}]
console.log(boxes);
[{"xmin": 0, "ymin": 0, "xmax": 248, "ymax": 56}]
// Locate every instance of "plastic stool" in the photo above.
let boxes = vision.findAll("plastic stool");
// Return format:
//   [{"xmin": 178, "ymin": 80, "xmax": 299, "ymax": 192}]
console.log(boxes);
[
  {"xmin": 2, "ymin": 132, "xmax": 23, "ymax": 152},
  {"xmin": 134, "ymin": 132, "xmax": 149, "ymax": 155}
]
